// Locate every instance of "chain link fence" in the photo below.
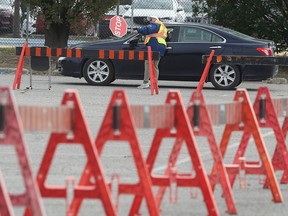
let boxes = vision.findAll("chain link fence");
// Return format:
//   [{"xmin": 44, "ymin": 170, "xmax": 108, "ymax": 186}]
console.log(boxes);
[{"xmin": 0, "ymin": 0, "xmax": 207, "ymax": 47}]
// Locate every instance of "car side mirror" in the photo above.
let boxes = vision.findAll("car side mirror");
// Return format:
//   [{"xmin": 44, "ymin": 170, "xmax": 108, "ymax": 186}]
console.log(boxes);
[{"xmin": 129, "ymin": 38, "xmax": 139, "ymax": 49}]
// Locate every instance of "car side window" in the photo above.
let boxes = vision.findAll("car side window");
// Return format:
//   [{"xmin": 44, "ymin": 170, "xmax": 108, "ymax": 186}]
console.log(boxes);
[
  {"xmin": 135, "ymin": 27, "xmax": 174, "ymax": 43},
  {"xmin": 179, "ymin": 27, "xmax": 223, "ymax": 42},
  {"xmin": 166, "ymin": 27, "xmax": 174, "ymax": 42}
]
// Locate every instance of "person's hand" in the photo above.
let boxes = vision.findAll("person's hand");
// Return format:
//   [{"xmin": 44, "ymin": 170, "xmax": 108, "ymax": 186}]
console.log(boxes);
[{"xmin": 133, "ymin": 30, "xmax": 138, "ymax": 34}]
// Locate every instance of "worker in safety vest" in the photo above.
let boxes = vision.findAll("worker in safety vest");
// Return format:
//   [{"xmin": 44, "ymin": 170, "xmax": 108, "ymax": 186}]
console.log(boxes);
[{"xmin": 133, "ymin": 16, "xmax": 167, "ymax": 89}]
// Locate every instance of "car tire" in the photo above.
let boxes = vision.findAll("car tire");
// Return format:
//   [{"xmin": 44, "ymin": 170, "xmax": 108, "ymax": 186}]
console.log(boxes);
[
  {"xmin": 209, "ymin": 64, "xmax": 241, "ymax": 90},
  {"xmin": 83, "ymin": 58, "xmax": 115, "ymax": 85}
]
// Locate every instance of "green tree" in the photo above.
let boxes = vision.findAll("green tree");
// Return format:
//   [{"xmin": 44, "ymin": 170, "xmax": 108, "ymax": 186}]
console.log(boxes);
[
  {"xmin": 193, "ymin": 0, "xmax": 288, "ymax": 52},
  {"xmin": 21, "ymin": 0, "xmax": 119, "ymax": 47}
]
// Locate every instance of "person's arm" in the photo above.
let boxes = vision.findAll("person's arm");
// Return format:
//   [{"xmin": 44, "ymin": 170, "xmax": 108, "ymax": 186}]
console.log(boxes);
[{"xmin": 136, "ymin": 23, "xmax": 160, "ymax": 35}]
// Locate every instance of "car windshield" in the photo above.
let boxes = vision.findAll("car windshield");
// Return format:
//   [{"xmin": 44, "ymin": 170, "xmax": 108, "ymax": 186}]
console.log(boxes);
[
  {"xmin": 112, "ymin": 32, "xmax": 135, "ymax": 41},
  {"xmin": 133, "ymin": 0, "xmax": 173, "ymax": 10}
]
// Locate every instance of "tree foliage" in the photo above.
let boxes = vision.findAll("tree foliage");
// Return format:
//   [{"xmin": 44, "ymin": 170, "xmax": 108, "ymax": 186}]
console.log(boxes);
[
  {"xmin": 193, "ymin": 0, "xmax": 288, "ymax": 52},
  {"xmin": 21, "ymin": 0, "xmax": 120, "ymax": 47}
]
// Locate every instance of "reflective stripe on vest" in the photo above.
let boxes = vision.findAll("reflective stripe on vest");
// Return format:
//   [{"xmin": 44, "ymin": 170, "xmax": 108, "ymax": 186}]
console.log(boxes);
[{"xmin": 144, "ymin": 20, "xmax": 167, "ymax": 46}]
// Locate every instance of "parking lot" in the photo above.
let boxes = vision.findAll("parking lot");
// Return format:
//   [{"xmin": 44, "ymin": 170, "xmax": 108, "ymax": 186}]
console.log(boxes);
[{"xmin": 1, "ymin": 73, "xmax": 288, "ymax": 215}]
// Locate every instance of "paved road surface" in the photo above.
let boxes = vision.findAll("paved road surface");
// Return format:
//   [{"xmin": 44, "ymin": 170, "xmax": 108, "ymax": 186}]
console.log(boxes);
[{"xmin": 0, "ymin": 74, "xmax": 288, "ymax": 215}]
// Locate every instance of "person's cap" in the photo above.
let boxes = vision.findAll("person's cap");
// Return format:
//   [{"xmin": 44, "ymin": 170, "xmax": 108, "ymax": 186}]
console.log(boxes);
[{"xmin": 147, "ymin": 16, "xmax": 159, "ymax": 21}]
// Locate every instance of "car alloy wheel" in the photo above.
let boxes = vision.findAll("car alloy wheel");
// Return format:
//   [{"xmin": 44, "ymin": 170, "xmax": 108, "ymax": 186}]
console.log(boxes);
[
  {"xmin": 83, "ymin": 58, "xmax": 115, "ymax": 85},
  {"xmin": 209, "ymin": 64, "xmax": 241, "ymax": 90}
]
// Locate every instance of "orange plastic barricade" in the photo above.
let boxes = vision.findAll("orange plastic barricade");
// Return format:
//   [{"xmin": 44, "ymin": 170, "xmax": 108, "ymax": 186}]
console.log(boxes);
[
  {"xmin": 186, "ymin": 91, "xmax": 237, "ymax": 214},
  {"xmin": 0, "ymin": 172, "xmax": 14, "ymax": 216},
  {"xmin": 196, "ymin": 49, "xmax": 215, "ymax": 92},
  {"xmin": 129, "ymin": 90, "xmax": 219, "ymax": 216},
  {"xmin": 144, "ymin": 90, "xmax": 237, "ymax": 214},
  {"xmin": 69, "ymin": 90, "xmax": 159, "ymax": 216},
  {"xmin": 13, "ymin": 41, "xmax": 28, "ymax": 90},
  {"xmin": 210, "ymin": 88, "xmax": 283, "ymax": 203},
  {"xmin": 249, "ymin": 87, "xmax": 288, "ymax": 186},
  {"xmin": 0, "ymin": 87, "xmax": 46, "ymax": 215},
  {"xmin": 147, "ymin": 46, "xmax": 159, "ymax": 95},
  {"xmin": 27, "ymin": 90, "xmax": 117, "ymax": 216}
]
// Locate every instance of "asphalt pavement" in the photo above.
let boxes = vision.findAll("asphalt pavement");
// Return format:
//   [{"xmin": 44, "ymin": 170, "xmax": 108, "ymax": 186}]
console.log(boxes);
[{"xmin": 0, "ymin": 73, "xmax": 288, "ymax": 215}]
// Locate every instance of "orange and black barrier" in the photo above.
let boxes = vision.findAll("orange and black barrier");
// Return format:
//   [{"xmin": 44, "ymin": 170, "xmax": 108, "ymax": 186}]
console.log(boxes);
[
  {"xmin": 14, "ymin": 44, "xmax": 160, "ymax": 93},
  {"xmin": 202, "ymin": 55, "xmax": 288, "ymax": 66},
  {"xmin": 15, "ymin": 46, "xmax": 161, "ymax": 60}
]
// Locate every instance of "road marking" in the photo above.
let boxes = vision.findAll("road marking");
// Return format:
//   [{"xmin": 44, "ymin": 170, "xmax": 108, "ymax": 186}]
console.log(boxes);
[{"xmin": 152, "ymin": 131, "xmax": 275, "ymax": 172}]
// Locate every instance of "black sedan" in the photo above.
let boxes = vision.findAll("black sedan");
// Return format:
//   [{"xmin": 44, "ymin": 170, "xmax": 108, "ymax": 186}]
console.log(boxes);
[{"xmin": 58, "ymin": 22, "xmax": 278, "ymax": 90}]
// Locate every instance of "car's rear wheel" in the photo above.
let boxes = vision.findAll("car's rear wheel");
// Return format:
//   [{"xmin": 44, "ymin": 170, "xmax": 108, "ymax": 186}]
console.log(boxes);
[
  {"xmin": 209, "ymin": 64, "xmax": 241, "ymax": 90},
  {"xmin": 83, "ymin": 58, "xmax": 115, "ymax": 85}
]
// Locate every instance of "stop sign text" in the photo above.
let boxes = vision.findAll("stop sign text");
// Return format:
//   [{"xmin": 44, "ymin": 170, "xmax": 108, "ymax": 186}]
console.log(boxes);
[{"xmin": 109, "ymin": 15, "xmax": 127, "ymax": 38}]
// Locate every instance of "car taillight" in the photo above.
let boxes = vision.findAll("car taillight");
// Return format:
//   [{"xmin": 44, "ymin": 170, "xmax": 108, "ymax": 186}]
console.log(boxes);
[{"xmin": 256, "ymin": 47, "xmax": 273, "ymax": 56}]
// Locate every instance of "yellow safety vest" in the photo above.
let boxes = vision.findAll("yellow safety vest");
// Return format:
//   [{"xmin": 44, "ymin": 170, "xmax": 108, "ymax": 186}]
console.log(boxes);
[{"xmin": 144, "ymin": 20, "xmax": 167, "ymax": 46}]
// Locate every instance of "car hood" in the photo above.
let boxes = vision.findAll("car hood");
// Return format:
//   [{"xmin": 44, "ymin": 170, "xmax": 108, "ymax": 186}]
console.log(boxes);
[
  {"xmin": 70, "ymin": 39, "xmax": 111, "ymax": 47},
  {"xmin": 124, "ymin": 8, "xmax": 176, "ymax": 19}
]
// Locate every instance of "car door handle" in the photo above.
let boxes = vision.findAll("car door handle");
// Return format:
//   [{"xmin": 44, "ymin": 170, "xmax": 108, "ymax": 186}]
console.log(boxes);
[
  {"xmin": 209, "ymin": 46, "xmax": 222, "ymax": 49},
  {"xmin": 166, "ymin": 47, "xmax": 172, "ymax": 50}
]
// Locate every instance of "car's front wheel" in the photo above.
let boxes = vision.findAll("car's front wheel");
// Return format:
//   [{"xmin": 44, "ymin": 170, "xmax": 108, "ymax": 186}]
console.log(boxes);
[
  {"xmin": 209, "ymin": 64, "xmax": 241, "ymax": 90},
  {"xmin": 83, "ymin": 58, "xmax": 115, "ymax": 85}
]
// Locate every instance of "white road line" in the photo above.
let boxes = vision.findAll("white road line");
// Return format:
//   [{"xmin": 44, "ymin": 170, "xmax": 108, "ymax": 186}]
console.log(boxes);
[{"xmin": 152, "ymin": 131, "xmax": 275, "ymax": 172}]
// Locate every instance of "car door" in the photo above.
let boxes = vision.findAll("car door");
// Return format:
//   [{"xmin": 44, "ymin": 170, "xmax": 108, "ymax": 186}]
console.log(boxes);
[
  {"xmin": 160, "ymin": 25, "xmax": 226, "ymax": 81},
  {"xmin": 111, "ymin": 35, "xmax": 147, "ymax": 79}
]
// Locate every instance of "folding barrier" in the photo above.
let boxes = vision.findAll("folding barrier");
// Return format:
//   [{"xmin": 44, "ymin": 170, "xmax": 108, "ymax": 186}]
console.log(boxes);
[
  {"xmin": 69, "ymin": 90, "xmax": 160, "ymax": 216},
  {"xmin": 24, "ymin": 89, "xmax": 117, "ymax": 216},
  {"xmin": 202, "ymin": 55, "xmax": 288, "ymax": 66},
  {"xmin": 210, "ymin": 88, "xmax": 283, "ymax": 202},
  {"xmin": 15, "ymin": 45, "xmax": 160, "ymax": 94},
  {"xmin": 250, "ymin": 87, "xmax": 288, "ymax": 187},
  {"xmin": 0, "ymin": 87, "xmax": 46, "ymax": 216},
  {"xmin": 128, "ymin": 90, "xmax": 219, "ymax": 216},
  {"xmin": 134, "ymin": 90, "xmax": 237, "ymax": 214},
  {"xmin": 1, "ymin": 85, "xmax": 288, "ymax": 215},
  {"xmin": 69, "ymin": 90, "xmax": 220, "ymax": 215},
  {"xmin": 187, "ymin": 91, "xmax": 237, "ymax": 214}
]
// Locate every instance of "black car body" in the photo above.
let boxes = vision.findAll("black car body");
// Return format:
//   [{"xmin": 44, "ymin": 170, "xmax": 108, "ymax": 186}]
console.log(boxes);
[{"xmin": 58, "ymin": 22, "xmax": 278, "ymax": 90}]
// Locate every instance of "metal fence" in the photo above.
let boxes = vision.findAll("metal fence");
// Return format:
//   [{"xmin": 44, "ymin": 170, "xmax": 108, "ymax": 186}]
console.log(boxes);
[{"xmin": 0, "ymin": 0, "xmax": 207, "ymax": 47}]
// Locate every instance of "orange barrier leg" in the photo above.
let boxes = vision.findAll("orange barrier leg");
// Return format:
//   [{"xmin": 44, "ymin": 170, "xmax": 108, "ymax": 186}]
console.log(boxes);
[
  {"xmin": 196, "ymin": 49, "xmax": 215, "ymax": 92},
  {"xmin": 147, "ymin": 46, "xmax": 159, "ymax": 95},
  {"xmin": 280, "ymin": 117, "xmax": 288, "ymax": 182},
  {"xmin": 0, "ymin": 172, "xmax": 14, "ymax": 216},
  {"xmin": 13, "ymin": 41, "xmax": 27, "ymax": 90},
  {"xmin": 0, "ymin": 87, "xmax": 46, "ymax": 215}
]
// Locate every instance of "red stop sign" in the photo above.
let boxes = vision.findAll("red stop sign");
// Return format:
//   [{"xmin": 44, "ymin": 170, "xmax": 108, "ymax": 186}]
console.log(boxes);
[{"xmin": 109, "ymin": 15, "xmax": 127, "ymax": 38}]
